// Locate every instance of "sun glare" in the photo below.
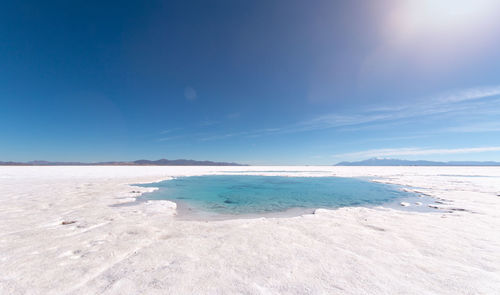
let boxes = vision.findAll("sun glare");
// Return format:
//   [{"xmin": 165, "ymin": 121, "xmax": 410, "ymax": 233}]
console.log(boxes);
[
  {"xmin": 374, "ymin": 0, "xmax": 500, "ymax": 74},
  {"xmin": 401, "ymin": 0, "xmax": 500, "ymax": 32}
]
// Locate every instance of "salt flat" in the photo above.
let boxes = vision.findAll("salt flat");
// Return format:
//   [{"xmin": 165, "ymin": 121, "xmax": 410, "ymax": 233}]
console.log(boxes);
[{"xmin": 1, "ymin": 166, "xmax": 499, "ymax": 294}]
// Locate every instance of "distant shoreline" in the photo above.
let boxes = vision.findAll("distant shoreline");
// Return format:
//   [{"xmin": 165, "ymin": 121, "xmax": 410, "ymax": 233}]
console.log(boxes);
[{"xmin": 335, "ymin": 158, "xmax": 500, "ymax": 166}]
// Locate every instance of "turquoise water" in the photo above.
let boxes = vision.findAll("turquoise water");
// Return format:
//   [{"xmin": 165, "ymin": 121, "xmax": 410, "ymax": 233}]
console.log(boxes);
[{"xmin": 138, "ymin": 175, "xmax": 415, "ymax": 215}]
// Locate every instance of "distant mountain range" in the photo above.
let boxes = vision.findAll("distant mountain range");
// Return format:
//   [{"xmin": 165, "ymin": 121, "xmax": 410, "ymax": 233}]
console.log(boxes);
[
  {"xmin": 0, "ymin": 159, "xmax": 246, "ymax": 166},
  {"xmin": 335, "ymin": 158, "xmax": 500, "ymax": 166}
]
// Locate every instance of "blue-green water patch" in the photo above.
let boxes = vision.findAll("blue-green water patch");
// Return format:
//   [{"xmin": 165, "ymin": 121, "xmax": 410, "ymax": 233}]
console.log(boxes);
[{"xmin": 137, "ymin": 175, "xmax": 417, "ymax": 216}]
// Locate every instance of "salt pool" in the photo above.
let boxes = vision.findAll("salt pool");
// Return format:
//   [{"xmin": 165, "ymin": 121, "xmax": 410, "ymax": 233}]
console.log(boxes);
[{"xmin": 138, "ymin": 175, "xmax": 417, "ymax": 216}]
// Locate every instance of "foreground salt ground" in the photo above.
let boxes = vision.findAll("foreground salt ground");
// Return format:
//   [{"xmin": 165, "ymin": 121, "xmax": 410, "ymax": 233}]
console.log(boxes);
[{"xmin": 1, "ymin": 167, "xmax": 499, "ymax": 294}]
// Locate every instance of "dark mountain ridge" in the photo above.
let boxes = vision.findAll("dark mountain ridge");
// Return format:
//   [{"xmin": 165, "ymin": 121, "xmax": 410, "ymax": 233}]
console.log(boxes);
[{"xmin": 0, "ymin": 159, "xmax": 246, "ymax": 166}]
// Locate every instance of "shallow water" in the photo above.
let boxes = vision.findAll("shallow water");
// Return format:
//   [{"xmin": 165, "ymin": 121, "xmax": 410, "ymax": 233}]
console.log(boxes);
[{"xmin": 138, "ymin": 175, "xmax": 417, "ymax": 216}]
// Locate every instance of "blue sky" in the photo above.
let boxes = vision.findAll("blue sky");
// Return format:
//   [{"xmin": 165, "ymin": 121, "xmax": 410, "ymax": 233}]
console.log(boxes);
[{"xmin": 1, "ymin": 0, "xmax": 500, "ymax": 165}]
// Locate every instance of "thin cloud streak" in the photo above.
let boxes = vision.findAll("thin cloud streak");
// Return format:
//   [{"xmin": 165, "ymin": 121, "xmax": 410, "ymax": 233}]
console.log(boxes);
[
  {"xmin": 445, "ymin": 124, "xmax": 500, "ymax": 133},
  {"xmin": 158, "ymin": 85, "xmax": 500, "ymax": 142},
  {"xmin": 247, "ymin": 84, "xmax": 500, "ymax": 137},
  {"xmin": 158, "ymin": 134, "xmax": 189, "ymax": 141},
  {"xmin": 438, "ymin": 85, "xmax": 500, "ymax": 103},
  {"xmin": 199, "ymin": 131, "xmax": 250, "ymax": 141},
  {"xmin": 160, "ymin": 128, "xmax": 182, "ymax": 134}
]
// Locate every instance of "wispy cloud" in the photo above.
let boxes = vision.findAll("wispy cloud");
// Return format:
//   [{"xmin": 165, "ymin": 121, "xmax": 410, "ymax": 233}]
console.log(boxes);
[
  {"xmin": 160, "ymin": 128, "xmax": 182, "ymax": 134},
  {"xmin": 159, "ymin": 85, "xmax": 500, "ymax": 142},
  {"xmin": 332, "ymin": 146, "xmax": 500, "ymax": 160},
  {"xmin": 158, "ymin": 134, "xmax": 188, "ymax": 141},
  {"xmin": 199, "ymin": 131, "xmax": 250, "ymax": 141},
  {"xmin": 248, "ymin": 85, "xmax": 500, "ymax": 137},
  {"xmin": 199, "ymin": 120, "xmax": 220, "ymax": 127},
  {"xmin": 444, "ymin": 122, "xmax": 500, "ymax": 133},
  {"xmin": 437, "ymin": 86, "xmax": 500, "ymax": 103}
]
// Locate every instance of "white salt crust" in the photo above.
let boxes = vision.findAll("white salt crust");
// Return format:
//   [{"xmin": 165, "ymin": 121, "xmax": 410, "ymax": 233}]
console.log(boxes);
[{"xmin": 1, "ymin": 166, "xmax": 499, "ymax": 294}]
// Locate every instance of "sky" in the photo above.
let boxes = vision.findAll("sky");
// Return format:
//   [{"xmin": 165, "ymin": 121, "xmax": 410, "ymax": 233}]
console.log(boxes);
[{"xmin": 1, "ymin": 0, "xmax": 500, "ymax": 165}]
